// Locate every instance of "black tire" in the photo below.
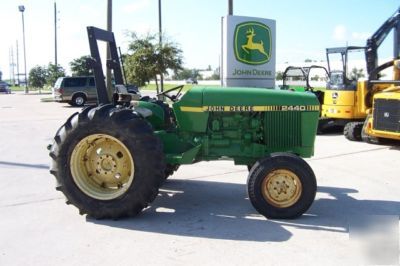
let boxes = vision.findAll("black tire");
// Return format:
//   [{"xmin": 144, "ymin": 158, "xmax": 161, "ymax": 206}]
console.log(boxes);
[
  {"xmin": 361, "ymin": 119, "xmax": 396, "ymax": 145},
  {"xmin": 247, "ymin": 153, "xmax": 317, "ymax": 219},
  {"xmin": 361, "ymin": 115, "xmax": 383, "ymax": 144},
  {"xmin": 317, "ymin": 119, "xmax": 329, "ymax": 134},
  {"xmin": 71, "ymin": 93, "xmax": 87, "ymax": 107},
  {"xmin": 164, "ymin": 164, "xmax": 179, "ymax": 179},
  {"xmin": 343, "ymin": 122, "xmax": 363, "ymax": 141},
  {"xmin": 49, "ymin": 104, "xmax": 166, "ymax": 219}
]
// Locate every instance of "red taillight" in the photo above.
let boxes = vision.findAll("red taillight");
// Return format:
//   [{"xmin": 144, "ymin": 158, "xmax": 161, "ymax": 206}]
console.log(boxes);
[{"xmin": 57, "ymin": 88, "xmax": 64, "ymax": 94}]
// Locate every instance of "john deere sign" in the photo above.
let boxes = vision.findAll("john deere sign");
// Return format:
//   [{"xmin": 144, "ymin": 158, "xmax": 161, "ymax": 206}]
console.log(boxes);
[
  {"xmin": 234, "ymin": 21, "xmax": 271, "ymax": 65},
  {"xmin": 221, "ymin": 16, "xmax": 276, "ymax": 88}
]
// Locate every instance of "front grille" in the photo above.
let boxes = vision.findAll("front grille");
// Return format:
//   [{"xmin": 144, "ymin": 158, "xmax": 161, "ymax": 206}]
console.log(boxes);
[
  {"xmin": 264, "ymin": 112, "xmax": 301, "ymax": 148},
  {"xmin": 373, "ymin": 99, "xmax": 400, "ymax": 133}
]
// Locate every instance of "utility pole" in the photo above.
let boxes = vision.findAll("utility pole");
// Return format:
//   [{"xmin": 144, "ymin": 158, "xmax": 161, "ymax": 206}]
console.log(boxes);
[
  {"xmin": 106, "ymin": 0, "xmax": 113, "ymax": 99},
  {"xmin": 158, "ymin": 0, "xmax": 163, "ymax": 93},
  {"xmin": 12, "ymin": 48, "xmax": 15, "ymax": 85},
  {"xmin": 16, "ymin": 40, "xmax": 20, "ymax": 86},
  {"xmin": 8, "ymin": 48, "xmax": 11, "ymax": 82},
  {"xmin": 54, "ymin": 1, "xmax": 58, "ymax": 66},
  {"xmin": 228, "ymin": 0, "xmax": 233, "ymax": 15},
  {"xmin": 9, "ymin": 47, "xmax": 15, "ymax": 85},
  {"xmin": 19, "ymin": 5, "xmax": 28, "ymax": 93}
]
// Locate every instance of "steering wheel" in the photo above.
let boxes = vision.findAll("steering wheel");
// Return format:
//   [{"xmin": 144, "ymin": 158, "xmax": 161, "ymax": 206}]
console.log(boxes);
[{"xmin": 156, "ymin": 85, "xmax": 184, "ymax": 102}]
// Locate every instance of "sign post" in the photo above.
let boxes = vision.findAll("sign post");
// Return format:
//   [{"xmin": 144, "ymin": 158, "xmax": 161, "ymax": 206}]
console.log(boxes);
[{"xmin": 221, "ymin": 16, "xmax": 276, "ymax": 88}]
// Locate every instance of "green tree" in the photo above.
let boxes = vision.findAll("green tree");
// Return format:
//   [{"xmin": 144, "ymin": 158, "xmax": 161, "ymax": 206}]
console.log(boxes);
[
  {"xmin": 70, "ymin": 55, "xmax": 93, "ymax": 76},
  {"xmin": 29, "ymin": 65, "xmax": 47, "ymax": 88},
  {"xmin": 207, "ymin": 73, "xmax": 220, "ymax": 80},
  {"xmin": 379, "ymin": 72, "xmax": 387, "ymax": 78},
  {"xmin": 349, "ymin": 67, "xmax": 365, "ymax": 80},
  {"xmin": 311, "ymin": 75, "xmax": 320, "ymax": 81},
  {"xmin": 47, "ymin": 63, "xmax": 65, "ymax": 86},
  {"xmin": 173, "ymin": 68, "xmax": 200, "ymax": 80},
  {"xmin": 275, "ymin": 71, "xmax": 283, "ymax": 80},
  {"xmin": 124, "ymin": 32, "xmax": 183, "ymax": 91}
]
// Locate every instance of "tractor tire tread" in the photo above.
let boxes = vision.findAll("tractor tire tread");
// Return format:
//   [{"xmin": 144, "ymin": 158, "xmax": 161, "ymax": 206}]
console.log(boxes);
[{"xmin": 49, "ymin": 104, "xmax": 166, "ymax": 219}]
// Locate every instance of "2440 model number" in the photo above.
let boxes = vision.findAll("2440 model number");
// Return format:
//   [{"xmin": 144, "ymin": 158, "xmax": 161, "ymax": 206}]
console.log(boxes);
[{"xmin": 281, "ymin": 105, "xmax": 306, "ymax": 111}]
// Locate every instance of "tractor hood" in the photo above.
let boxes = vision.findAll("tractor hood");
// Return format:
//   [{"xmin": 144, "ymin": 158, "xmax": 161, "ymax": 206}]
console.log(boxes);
[
  {"xmin": 172, "ymin": 86, "xmax": 320, "ymax": 133},
  {"xmin": 174, "ymin": 86, "xmax": 319, "ymax": 111}
]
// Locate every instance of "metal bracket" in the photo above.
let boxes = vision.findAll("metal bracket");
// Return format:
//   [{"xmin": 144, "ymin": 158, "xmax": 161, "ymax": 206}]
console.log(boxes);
[{"xmin": 87, "ymin": 26, "xmax": 124, "ymax": 105}]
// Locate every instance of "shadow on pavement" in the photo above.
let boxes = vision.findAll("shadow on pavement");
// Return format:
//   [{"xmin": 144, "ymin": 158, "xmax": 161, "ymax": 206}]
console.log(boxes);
[
  {"xmin": 90, "ymin": 179, "xmax": 292, "ymax": 242},
  {"xmin": 88, "ymin": 179, "xmax": 400, "ymax": 242},
  {"xmin": 278, "ymin": 186, "xmax": 400, "ymax": 233},
  {"xmin": 390, "ymin": 145, "xmax": 400, "ymax": 150},
  {"xmin": 62, "ymin": 104, "xmax": 96, "ymax": 109},
  {"xmin": 318, "ymin": 125, "xmax": 344, "ymax": 136},
  {"xmin": 0, "ymin": 160, "xmax": 48, "ymax": 170}
]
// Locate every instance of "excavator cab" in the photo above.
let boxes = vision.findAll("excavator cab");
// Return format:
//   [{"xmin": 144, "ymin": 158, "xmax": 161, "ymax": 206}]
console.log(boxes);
[
  {"xmin": 320, "ymin": 46, "xmax": 367, "ymax": 130},
  {"xmin": 329, "ymin": 71, "xmax": 345, "ymax": 88},
  {"xmin": 326, "ymin": 46, "xmax": 365, "ymax": 89}
]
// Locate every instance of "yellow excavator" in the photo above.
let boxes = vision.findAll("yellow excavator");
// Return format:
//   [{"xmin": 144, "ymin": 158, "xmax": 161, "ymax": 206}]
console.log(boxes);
[
  {"xmin": 343, "ymin": 7, "xmax": 400, "ymax": 142},
  {"xmin": 319, "ymin": 7, "xmax": 400, "ymax": 138},
  {"xmin": 319, "ymin": 46, "xmax": 367, "ymax": 133}
]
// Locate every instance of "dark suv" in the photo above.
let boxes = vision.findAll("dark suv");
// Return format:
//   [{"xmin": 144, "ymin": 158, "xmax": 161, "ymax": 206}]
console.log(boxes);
[
  {"xmin": 53, "ymin": 76, "xmax": 139, "ymax": 106},
  {"xmin": 0, "ymin": 81, "xmax": 11, "ymax": 94},
  {"xmin": 53, "ymin": 76, "xmax": 97, "ymax": 106}
]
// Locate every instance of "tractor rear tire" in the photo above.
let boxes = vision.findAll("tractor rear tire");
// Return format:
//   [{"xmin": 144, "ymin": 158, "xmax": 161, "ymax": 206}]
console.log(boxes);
[
  {"xmin": 247, "ymin": 153, "xmax": 316, "ymax": 219},
  {"xmin": 165, "ymin": 164, "xmax": 179, "ymax": 179},
  {"xmin": 344, "ymin": 122, "xmax": 363, "ymax": 141},
  {"xmin": 49, "ymin": 104, "xmax": 166, "ymax": 219}
]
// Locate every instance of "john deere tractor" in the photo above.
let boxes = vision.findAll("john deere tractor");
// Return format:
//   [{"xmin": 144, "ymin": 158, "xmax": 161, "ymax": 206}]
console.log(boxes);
[{"xmin": 49, "ymin": 27, "xmax": 320, "ymax": 220}]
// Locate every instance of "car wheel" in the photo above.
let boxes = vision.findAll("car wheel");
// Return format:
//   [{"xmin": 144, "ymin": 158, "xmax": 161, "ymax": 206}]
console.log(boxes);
[{"xmin": 72, "ymin": 94, "xmax": 86, "ymax": 107}]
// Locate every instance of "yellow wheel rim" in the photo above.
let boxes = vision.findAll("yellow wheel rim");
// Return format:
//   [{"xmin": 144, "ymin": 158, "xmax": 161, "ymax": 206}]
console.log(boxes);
[
  {"xmin": 70, "ymin": 134, "xmax": 134, "ymax": 200},
  {"xmin": 261, "ymin": 169, "xmax": 302, "ymax": 208}
]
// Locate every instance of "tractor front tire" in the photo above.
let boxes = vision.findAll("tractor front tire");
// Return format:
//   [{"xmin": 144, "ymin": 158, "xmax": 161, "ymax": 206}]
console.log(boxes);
[
  {"xmin": 344, "ymin": 122, "xmax": 363, "ymax": 141},
  {"xmin": 49, "ymin": 104, "xmax": 165, "ymax": 219},
  {"xmin": 247, "ymin": 153, "xmax": 317, "ymax": 219}
]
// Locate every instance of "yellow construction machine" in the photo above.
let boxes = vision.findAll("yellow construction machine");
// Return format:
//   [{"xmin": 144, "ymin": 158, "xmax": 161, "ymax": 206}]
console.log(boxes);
[
  {"xmin": 320, "ymin": 7, "xmax": 400, "ymax": 138},
  {"xmin": 362, "ymin": 59, "xmax": 400, "ymax": 143}
]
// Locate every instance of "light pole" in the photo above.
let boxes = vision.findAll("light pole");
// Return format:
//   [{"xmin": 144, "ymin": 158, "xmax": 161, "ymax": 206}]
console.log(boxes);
[
  {"xmin": 158, "ymin": 0, "xmax": 163, "ymax": 93},
  {"xmin": 18, "ymin": 5, "xmax": 28, "ymax": 93},
  {"xmin": 16, "ymin": 40, "xmax": 20, "ymax": 86},
  {"xmin": 54, "ymin": 1, "xmax": 58, "ymax": 66},
  {"xmin": 228, "ymin": 0, "xmax": 233, "ymax": 15}
]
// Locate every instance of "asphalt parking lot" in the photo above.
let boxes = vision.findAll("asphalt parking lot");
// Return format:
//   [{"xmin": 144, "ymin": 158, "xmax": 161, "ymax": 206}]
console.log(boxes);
[{"xmin": 0, "ymin": 92, "xmax": 399, "ymax": 266}]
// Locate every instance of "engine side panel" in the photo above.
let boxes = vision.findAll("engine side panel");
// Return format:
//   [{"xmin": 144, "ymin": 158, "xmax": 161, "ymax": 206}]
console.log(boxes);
[{"xmin": 164, "ymin": 87, "xmax": 319, "ymax": 164}]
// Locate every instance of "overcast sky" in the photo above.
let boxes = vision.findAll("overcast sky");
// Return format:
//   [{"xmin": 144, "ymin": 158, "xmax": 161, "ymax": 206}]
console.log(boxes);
[{"xmin": 0, "ymin": 0, "xmax": 398, "ymax": 79}]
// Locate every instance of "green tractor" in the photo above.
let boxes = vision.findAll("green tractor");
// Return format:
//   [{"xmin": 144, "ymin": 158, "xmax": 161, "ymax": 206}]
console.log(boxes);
[{"xmin": 49, "ymin": 27, "xmax": 320, "ymax": 219}]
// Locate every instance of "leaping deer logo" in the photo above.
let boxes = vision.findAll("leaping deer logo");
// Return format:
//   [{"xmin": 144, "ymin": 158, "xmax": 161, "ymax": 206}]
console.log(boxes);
[
  {"xmin": 241, "ymin": 28, "xmax": 269, "ymax": 59},
  {"xmin": 234, "ymin": 22, "xmax": 271, "ymax": 65}
]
